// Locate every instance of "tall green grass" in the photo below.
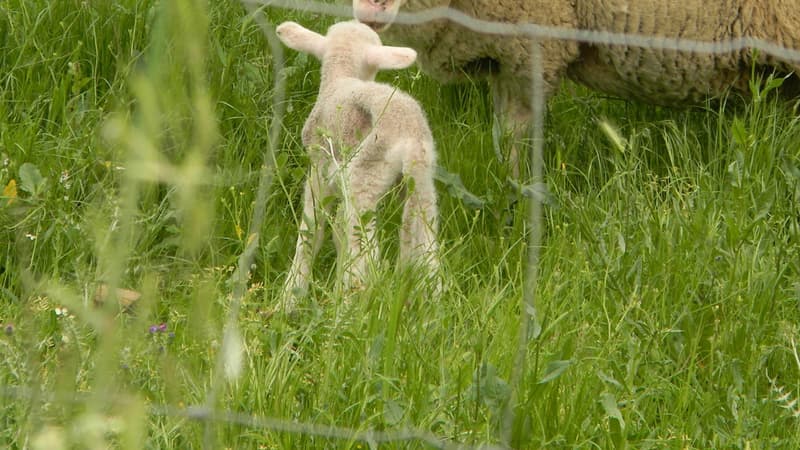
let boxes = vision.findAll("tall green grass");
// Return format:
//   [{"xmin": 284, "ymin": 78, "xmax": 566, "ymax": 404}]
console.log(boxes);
[{"xmin": 2, "ymin": 0, "xmax": 800, "ymax": 448}]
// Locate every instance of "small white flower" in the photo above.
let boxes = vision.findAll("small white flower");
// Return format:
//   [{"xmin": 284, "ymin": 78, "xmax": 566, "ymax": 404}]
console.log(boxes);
[
  {"xmin": 25, "ymin": 233, "xmax": 37, "ymax": 240},
  {"xmin": 59, "ymin": 170, "xmax": 71, "ymax": 189}
]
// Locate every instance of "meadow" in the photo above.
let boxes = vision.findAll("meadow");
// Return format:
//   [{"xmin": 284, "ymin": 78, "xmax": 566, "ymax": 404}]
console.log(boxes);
[{"xmin": 2, "ymin": 0, "xmax": 800, "ymax": 448}]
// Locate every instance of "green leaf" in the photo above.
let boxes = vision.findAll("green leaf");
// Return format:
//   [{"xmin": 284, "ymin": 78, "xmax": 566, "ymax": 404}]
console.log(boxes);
[
  {"xmin": 537, "ymin": 359, "xmax": 573, "ymax": 384},
  {"xmin": 524, "ymin": 304, "xmax": 542, "ymax": 339},
  {"xmin": 763, "ymin": 73, "xmax": 785, "ymax": 96},
  {"xmin": 599, "ymin": 392, "xmax": 626, "ymax": 430},
  {"xmin": 468, "ymin": 363, "xmax": 510, "ymax": 412},
  {"xmin": 19, "ymin": 163, "xmax": 46, "ymax": 196},
  {"xmin": 508, "ymin": 179, "xmax": 557, "ymax": 207},
  {"xmin": 731, "ymin": 116, "xmax": 748, "ymax": 148},
  {"xmin": 383, "ymin": 399, "xmax": 405, "ymax": 426},
  {"xmin": 434, "ymin": 166, "xmax": 485, "ymax": 209},
  {"xmin": 596, "ymin": 370, "xmax": 623, "ymax": 389}
]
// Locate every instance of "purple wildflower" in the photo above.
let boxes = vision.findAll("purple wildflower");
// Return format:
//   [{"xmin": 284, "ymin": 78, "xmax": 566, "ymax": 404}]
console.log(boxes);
[
  {"xmin": 4, "ymin": 323, "xmax": 12, "ymax": 336},
  {"xmin": 158, "ymin": 323, "xmax": 167, "ymax": 332},
  {"xmin": 149, "ymin": 325, "xmax": 158, "ymax": 334}
]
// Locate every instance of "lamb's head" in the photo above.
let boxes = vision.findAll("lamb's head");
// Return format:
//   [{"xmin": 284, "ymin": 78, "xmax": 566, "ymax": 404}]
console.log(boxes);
[
  {"xmin": 353, "ymin": 0, "xmax": 450, "ymax": 31},
  {"xmin": 276, "ymin": 21, "xmax": 417, "ymax": 80}
]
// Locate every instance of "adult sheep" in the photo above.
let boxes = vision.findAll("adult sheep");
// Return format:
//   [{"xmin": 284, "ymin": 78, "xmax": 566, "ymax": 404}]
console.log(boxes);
[{"xmin": 354, "ymin": 0, "xmax": 800, "ymax": 171}]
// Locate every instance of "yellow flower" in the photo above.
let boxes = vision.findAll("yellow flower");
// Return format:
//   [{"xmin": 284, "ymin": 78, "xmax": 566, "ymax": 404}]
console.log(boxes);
[{"xmin": 2, "ymin": 179, "xmax": 17, "ymax": 206}]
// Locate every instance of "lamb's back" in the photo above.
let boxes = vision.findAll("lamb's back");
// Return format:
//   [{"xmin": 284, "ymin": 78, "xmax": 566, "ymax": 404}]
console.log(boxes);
[{"xmin": 303, "ymin": 80, "xmax": 431, "ymax": 154}]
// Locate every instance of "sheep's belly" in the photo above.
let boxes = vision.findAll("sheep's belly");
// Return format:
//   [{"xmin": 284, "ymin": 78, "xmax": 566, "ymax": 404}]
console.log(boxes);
[
  {"xmin": 569, "ymin": 0, "xmax": 751, "ymax": 104},
  {"xmin": 568, "ymin": 45, "xmax": 747, "ymax": 105}
]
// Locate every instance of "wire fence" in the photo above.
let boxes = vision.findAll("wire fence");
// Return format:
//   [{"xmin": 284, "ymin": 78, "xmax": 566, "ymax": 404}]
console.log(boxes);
[
  {"xmin": 248, "ymin": 0, "xmax": 800, "ymax": 60},
  {"xmin": 228, "ymin": 1, "xmax": 800, "ymax": 448},
  {"xmin": 4, "ymin": 0, "xmax": 800, "ymax": 448}
]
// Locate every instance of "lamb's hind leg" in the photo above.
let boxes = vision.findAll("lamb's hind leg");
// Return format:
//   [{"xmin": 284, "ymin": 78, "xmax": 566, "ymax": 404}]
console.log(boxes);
[
  {"xmin": 398, "ymin": 143, "xmax": 439, "ymax": 273},
  {"xmin": 283, "ymin": 166, "xmax": 333, "ymax": 307},
  {"xmin": 340, "ymin": 160, "xmax": 395, "ymax": 291}
]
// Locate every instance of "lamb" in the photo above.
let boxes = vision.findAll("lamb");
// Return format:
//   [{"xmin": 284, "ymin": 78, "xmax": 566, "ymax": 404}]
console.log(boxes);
[
  {"xmin": 277, "ymin": 20, "xmax": 440, "ymax": 304},
  {"xmin": 353, "ymin": 0, "xmax": 800, "ymax": 172}
]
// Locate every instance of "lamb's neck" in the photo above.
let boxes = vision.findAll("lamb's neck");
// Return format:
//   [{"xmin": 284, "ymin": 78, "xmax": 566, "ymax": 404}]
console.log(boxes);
[
  {"xmin": 320, "ymin": 67, "xmax": 368, "ymax": 91},
  {"xmin": 318, "ymin": 70, "xmax": 360, "ymax": 95},
  {"xmin": 319, "ymin": 52, "xmax": 373, "ymax": 87}
]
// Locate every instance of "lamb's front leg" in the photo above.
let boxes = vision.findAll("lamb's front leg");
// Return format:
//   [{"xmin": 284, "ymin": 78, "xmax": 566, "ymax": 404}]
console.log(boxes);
[{"xmin": 283, "ymin": 166, "xmax": 332, "ymax": 307}]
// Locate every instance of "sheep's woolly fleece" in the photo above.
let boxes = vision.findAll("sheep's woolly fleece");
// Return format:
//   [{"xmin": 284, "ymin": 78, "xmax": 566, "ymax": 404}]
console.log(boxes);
[{"xmin": 354, "ymin": 0, "xmax": 800, "ymax": 105}]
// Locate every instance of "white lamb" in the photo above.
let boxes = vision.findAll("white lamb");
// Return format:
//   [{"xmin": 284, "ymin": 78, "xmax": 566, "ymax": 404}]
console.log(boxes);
[{"xmin": 277, "ymin": 20, "xmax": 440, "ymax": 304}]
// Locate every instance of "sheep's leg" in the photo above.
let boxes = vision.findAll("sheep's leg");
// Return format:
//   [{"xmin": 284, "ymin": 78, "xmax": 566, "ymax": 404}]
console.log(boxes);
[
  {"xmin": 340, "ymin": 161, "xmax": 394, "ymax": 291},
  {"xmin": 398, "ymin": 147, "xmax": 439, "ymax": 273},
  {"xmin": 283, "ymin": 166, "xmax": 333, "ymax": 306},
  {"xmin": 491, "ymin": 77, "xmax": 534, "ymax": 180}
]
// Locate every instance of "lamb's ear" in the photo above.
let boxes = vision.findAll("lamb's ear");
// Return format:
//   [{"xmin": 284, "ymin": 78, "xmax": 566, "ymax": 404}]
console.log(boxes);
[
  {"xmin": 364, "ymin": 45, "xmax": 417, "ymax": 70},
  {"xmin": 275, "ymin": 21, "xmax": 327, "ymax": 59}
]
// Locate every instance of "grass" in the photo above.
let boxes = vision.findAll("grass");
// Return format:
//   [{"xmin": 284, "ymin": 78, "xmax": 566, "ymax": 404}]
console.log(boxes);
[{"xmin": 2, "ymin": 0, "xmax": 800, "ymax": 448}]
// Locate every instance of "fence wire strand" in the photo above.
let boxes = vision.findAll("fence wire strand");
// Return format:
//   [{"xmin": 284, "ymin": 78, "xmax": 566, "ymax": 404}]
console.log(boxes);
[
  {"xmin": 248, "ymin": 0, "xmax": 800, "ymax": 62},
  {"xmin": 0, "ymin": 386, "xmax": 504, "ymax": 450}
]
